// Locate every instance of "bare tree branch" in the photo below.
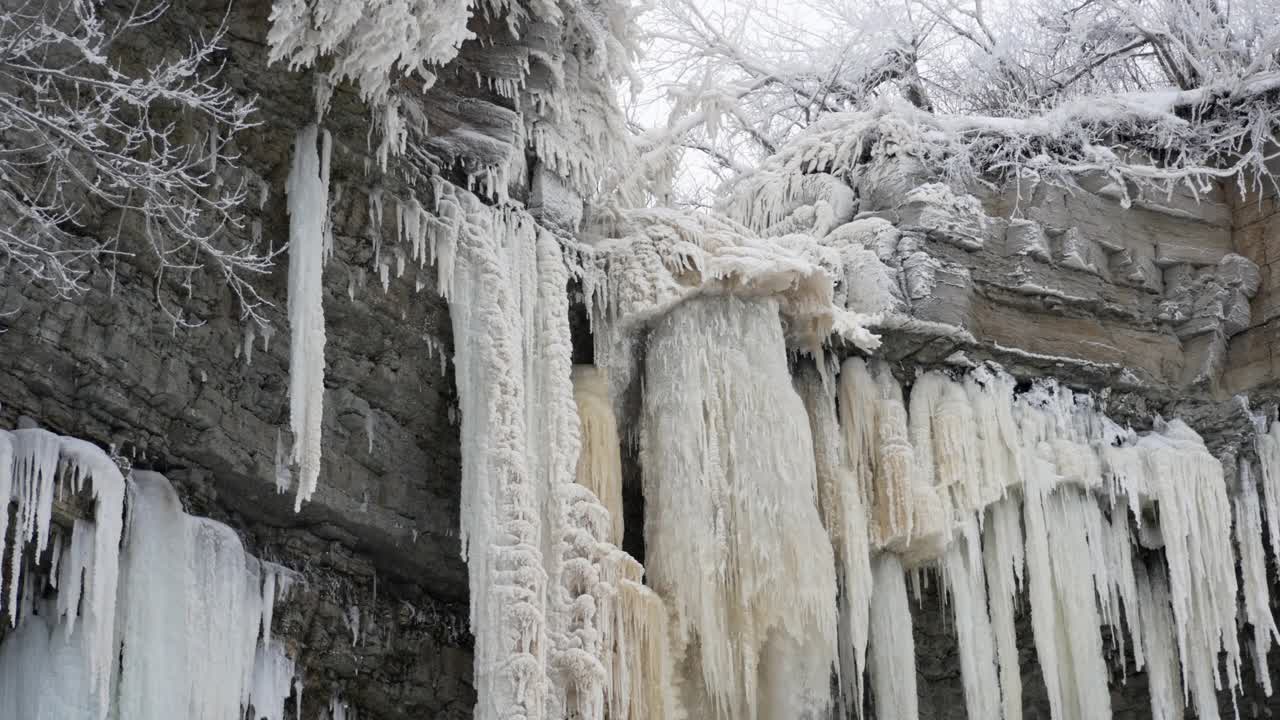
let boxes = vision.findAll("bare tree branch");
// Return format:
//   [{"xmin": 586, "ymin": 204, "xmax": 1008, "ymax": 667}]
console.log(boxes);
[{"xmin": 0, "ymin": 1, "xmax": 271, "ymax": 326}]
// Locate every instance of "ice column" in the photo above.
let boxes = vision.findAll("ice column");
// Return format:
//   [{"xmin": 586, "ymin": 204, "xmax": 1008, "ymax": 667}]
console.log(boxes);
[
  {"xmin": 285, "ymin": 124, "xmax": 331, "ymax": 510},
  {"xmin": 641, "ymin": 296, "xmax": 837, "ymax": 720}
]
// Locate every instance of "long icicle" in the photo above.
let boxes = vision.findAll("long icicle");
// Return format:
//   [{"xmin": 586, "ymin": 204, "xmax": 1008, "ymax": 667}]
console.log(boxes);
[
  {"xmin": 868, "ymin": 553, "xmax": 918, "ymax": 720},
  {"xmin": 285, "ymin": 124, "xmax": 331, "ymax": 511},
  {"xmin": 798, "ymin": 364, "xmax": 873, "ymax": 719}
]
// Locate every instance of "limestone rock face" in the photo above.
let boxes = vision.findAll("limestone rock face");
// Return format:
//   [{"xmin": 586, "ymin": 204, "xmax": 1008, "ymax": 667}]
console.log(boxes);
[{"xmin": 815, "ymin": 155, "xmax": 1268, "ymax": 406}]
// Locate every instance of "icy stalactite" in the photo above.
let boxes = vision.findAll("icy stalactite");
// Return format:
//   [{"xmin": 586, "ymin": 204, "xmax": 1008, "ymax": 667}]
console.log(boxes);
[
  {"xmin": 329, "ymin": 694, "xmax": 356, "ymax": 720},
  {"xmin": 641, "ymin": 295, "xmax": 837, "ymax": 720},
  {"xmin": 912, "ymin": 372, "xmax": 985, "ymax": 517},
  {"xmin": 554, "ymin": 498, "xmax": 671, "ymax": 720},
  {"xmin": 115, "ymin": 471, "xmax": 295, "ymax": 720},
  {"xmin": 942, "ymin": 519, "xmax": 1002, "ymax": 720},
  {"xmin": 1135, "ymin": 422, "xmax": 1240, "ymax": 720},
  {"xmin": 868, "ymin": 552, "xmax": 918, "ymax": 720},
  {"xmin": 286, "ymin": 125, "xmax": 331, "ymax": 511},
  {"xmin": 1136, "ymin": 562, "xmax": 1185, "ymax": 720},
  {"xmin": 0, "ymin": 430, "xmax": 127, "ymax": 720},
  {"xmin": 440, "ymin": 196, "xmax": 551, "ymax": 720},
  {"xmin": 906, "ymin": 373, "xmax": 947, "ymax": 523},
  {"xmin": 547, "ymin": 483, "xmax": 609, "ymax": 720},
  {"xmin": 0, "ymin": 446, "xmax": 293, "ymax": 720},
  {"xmin": 610, "ymin": 575, "xmax": 676, "ymax": 720},
  {"xmin": 835, "ymin": 358, "xmax": 878, "ymax": 513},
  {"xmin": 982, "ymin": 496, "xmax": 1024, "ymax": 720},
  {"xmin": 1233, "ymin": 462, "xmax": 1277, "ymax": 695},
  {"xmin": 797, "ymin": 365, "xmax": 873, "ymax": 719},
  {"xmin": 963, "ymin": 368, "xmax": 1022, "ymax": 502},
  {"xmin": 427, "ymin": 189, "xmax": 662, "ymax": 720},
  {"xmin": 572, "ymin": 364, "xmax": 625, "ymax": 545},
  {"xmin": 3, "ymin": 428, "xmax": 61, "ymax": 621},
  {"xmin": 1259, "ymin": 420, "xmax": 1280, "ymax": 579},
  {"xmin": 1015, "ymin": 386, "xmax": 1113, "ymax": 720},
  {"xmin": 1043, "ymin": 489, "xmax": 1113, "ymax": 719},
  {"xmin": 113, "ymin": 468, "xmax": 190, "ymax": 712},
  {"xmin": 1098, "ymin": 507, "xmax": 1143, "ymax": 672},
  {"xmin": 249, "ymin": 640, "xmax": 298, "ymax": 720},
  {"xmin": 186, "ymin": 516, "xmax": 262, "ymax": 720},
  {"xmin": 836, "ymin": 358, "xmax": 946, "ymax": 563},
  {"xmin": 274, "ymin": 430, "xmax": 293, "ymax": 494}
]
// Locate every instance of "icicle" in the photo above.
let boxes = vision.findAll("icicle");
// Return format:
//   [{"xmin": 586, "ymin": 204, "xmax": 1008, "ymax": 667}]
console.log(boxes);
[
  {"xmin": 0, "ymin": 430, "xmax": 12, "ymax": 613},
  {"xmin": 642, "ymin": 296, "xmax": 837, "ymax": 720},
  {"xmin": 1018, "ymin": 394, "xmax": 1111, "ymax": 720},
  {"xmin": 5, "ymin": 427, "xmax": 61, "ymax": 620},
  {"xmin": 1140, "ymin": 422, "xmax": 1240, "ymax": 719},
  {"xmin": 798, "ymin": 365, "xmax": 872, "ymax": 719},
  {"xmin": 916, "ymin": 372, "xmax": 985, "ymax": 515},
  {"xmin": 963, "ymin": 367, "xmax": 1021, "ymax": 501},
  {"xmin": 438, "ymin": 193, "xmax": 582, "ymax": 720},
  {"xmin": 329, "ymin": 694, "xmax": 355, "ymax": 720},
  {"xmin": 0, "ymin": 433, "xmax": 127, "ymax": 720},
  {"xmin": 261, "ymin": 567, "xmax": 278, "ymax": 654},
  {"xmin": 868, "ymin": 553, "xmax": 918, "ymax": 720},
  {"xmin": 1233, "ymin": 461, "xmax": 1277, "ymax": 695},
  {"xmin": 609, "ymin": 577, "xmax": 675, "ymax": 720},
  {"xmin": 186, "ymin": 516, "xmax": 263, "ymax": 720},
  {"xmin": 285, "ymin": 124, "xmax": 330, "ymax": 511},
  {"xmin": 838, "ymin": 359, "xmax": 945, "ymax": 563},
  {"xmin": 982, "ymin": 496, "xmax": 1024, "ymax": 720},
  {"xmin": 244, "ymin": 323, "xmax": 256, "ymax": 365},
  {"xmin": 344, "ymin": 605, "xmax": 361, "ymax": 646},
  {"xmin": 1100, "ymin": 507, "xmax": 1143, "ymax": 672},
  {"xmin": 572, "ymin": 365, "xmax": 624, "ymax": 545},
  {"xmin": 274, "ymin": 430, "xmax": 293, "ymax": 493},
  {"xmin": 942, "ymin": 518, "xmax": 1001, "ymax": 720},
  {"xmin": 115, "ymin": 471, "xmax": 194, "ymax": 720},
  {"xmin": 260, "ymin": 322, "xmax": 275, "ymax": 355},
  {"xmin": 248, "ymin": 641, "xmax": 297, "ymax": 720},
  {"xmin": 1258, "ymin": 421, "xmax": 1280, "ymax": 580},
  {"xmin": 57, "ymin": 437, "xmax": 126, "ymax": 720},
  {"xmin": 0, "ymin": 613, "xmax": 98, "ymax": 720},
  {"xmin": 1136, "ymin": 562, "xmax": 1184, "ymax": 720}
]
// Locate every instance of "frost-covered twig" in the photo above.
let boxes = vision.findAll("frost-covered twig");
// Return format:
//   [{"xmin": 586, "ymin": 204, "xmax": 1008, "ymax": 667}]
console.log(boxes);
[
  {"xmin": 632, "ymin": 0, "xmax": 1280, "ymax": 207},
  {"xmin": 0, "ymin": 1, "xmax": 270, "ymax": 324}
]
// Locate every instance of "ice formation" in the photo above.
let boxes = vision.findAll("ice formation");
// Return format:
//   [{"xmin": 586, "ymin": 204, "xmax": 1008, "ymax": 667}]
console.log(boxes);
[
  {"xmin": 982, "ymin": 496, "xmax": 1025, "ymax": 720},
  {"xmin": 868, "ymin": 552, "xmax": 918, "ymax": 720},
  {"xmin": 797, "ymin": 366, "xmax": 873, "ymax": 718},
  {"xmin": 0, "ymin": 431, "xmax": 295, "ymax": 720},
  {"xmin": 640, "ymin": 295, "xmax": 837, "ymax": 720},
  {"xmin": 1233, "ymin": 462, "xmax": 1277, "ymax": 695},
  {"xmin": 0, "ymin": 429, "xmax": 125, "ymax": 720},
  {"xmin": 572, "ymin": 365, "xmax": 625, "ymax": 545},
  {"xmin": 942, "ymin": 519, "xmax": 1002, "ymax": 720},
  {"xmin": 1136, "ymin": 562, "xmax": 1185, "ymax": 720},
  {"xmin": 285, "ymin": 124, "xmax": 331, "ymax": 511},
  {"xmin": 555, "ymin": 183, "xmax": 1280, "ymax": 720},
  {"xmin": 267, "ymin": 0, "xmax": 471, "ymax": 105},
  {"xmin": 1259, "ymin": 420, "xmax": 1280, "ymax": 580},
  {"xmin": 608, "ymin": 574, "xmax": 675, "ymax": 720},
  {"xmin": 837, "ymin": 358, "xmax": 946, "ymax": 560},
  {"xmin": 408, "ymin": 180, "xmax": 658, "ymax": 720}
]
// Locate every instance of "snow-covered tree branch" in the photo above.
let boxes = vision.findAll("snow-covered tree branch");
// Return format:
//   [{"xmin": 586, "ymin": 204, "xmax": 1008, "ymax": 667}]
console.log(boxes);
[
  {"xmin": 0, "ymin": 0, "xmax": 267, "ymax": 325},
  {"xmin": 628, "ymin": 0, "xmax": 1280, "ymax": 206}
]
